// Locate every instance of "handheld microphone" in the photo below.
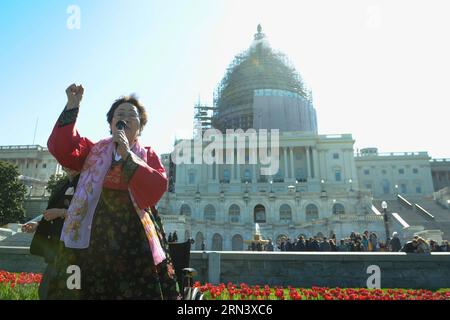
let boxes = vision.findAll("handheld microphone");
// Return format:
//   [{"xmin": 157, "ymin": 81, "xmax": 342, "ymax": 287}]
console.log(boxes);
[
  {"xmin": 116, "ymin": 120, "xmax": 127, "ymax": 131},
  {"xmin": 115, "ymin": 120, "xmax": 127, "ymax": 151}
]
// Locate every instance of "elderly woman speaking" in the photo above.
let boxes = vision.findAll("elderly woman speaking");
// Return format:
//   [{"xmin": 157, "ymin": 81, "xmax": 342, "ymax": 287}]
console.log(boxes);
[{"xmin": 47, "ymin": 84, "xmax": 179, "ymax": 300}]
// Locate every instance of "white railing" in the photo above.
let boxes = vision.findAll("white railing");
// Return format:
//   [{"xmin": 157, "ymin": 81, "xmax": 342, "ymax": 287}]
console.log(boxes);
[
  {"xmin": 161, "ymin": 215, "xmax": 187, "ymax": 223},
  {"xmin": 0, "ymin": 145, "xmax": 47, "ymax": 151},
  {"xmin": 371, "ymin": 205, "xmax": 382, "ymax": 216},
  {"xmin": 391, "ymin": 212, "xmax": 410, "ymax": 229},
  {"xmin": 355, "ymin": 151, "xmax": 428, "ymax": 157}
]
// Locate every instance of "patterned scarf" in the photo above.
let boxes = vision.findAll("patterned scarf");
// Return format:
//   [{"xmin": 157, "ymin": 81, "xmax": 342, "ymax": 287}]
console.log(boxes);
[{"xmin": 61, "ymin": 137, "xmax": 166, "ymax": 265}]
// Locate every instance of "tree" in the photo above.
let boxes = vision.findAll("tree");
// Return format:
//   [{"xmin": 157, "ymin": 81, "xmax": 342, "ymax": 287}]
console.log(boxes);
[
  {"xmin": 0, "ymin": 161, "xmax": 27, "ymax": 226},
  {"xmin": 46, "ymin": 173, "xmax": 68, "ymax": 196}
]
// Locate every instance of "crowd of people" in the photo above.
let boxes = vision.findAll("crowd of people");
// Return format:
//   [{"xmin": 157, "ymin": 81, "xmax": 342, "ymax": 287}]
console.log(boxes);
[{"xmin": 251, "ymin": 231, "xmax": 450, "ymax": 253}]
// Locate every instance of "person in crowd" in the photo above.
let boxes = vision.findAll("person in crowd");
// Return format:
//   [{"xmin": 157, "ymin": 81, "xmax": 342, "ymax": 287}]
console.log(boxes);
[
  {"xmin": 256, "ymin": 242, "xmax": 263, "ymax": 251},
  {"xmin": 416, "ymin": 237, "xmax": 431, "ymax": 253},
  {"xmin": 320, "ymin": 237, "xmax": 331, "ymax": 252},
  {"xmin": 361, "ymin": 234, "xmax": 369, "ymax": 251},
  {"xmin": 389, "ymin": 232, "xmax": 402, "ymax": 252},
  {"xmin": 429, "ymin": 240, "xmax": 441, "ymax": 252},
  {"xmin": 310, "ymin": 237, "xmax": 320, "ymax": 252},
  {"xmin": 337, "ymin": 239, "xmax": 348, "ymax": 252},
  {"xmin": 22, "ymin": 167, "xmax": 80, "ymax": 299},
  {"xmin": 369, "ymin": 232, "xmax": 378, "ymax": 252},
  {"xmin": 353, "ymin": 240, "xmax": 365, "ymax": 251},
  {"xmin": 329, "ymin": 239, "xmax": 337, "ymax": 252},
  {"xmin": 201, "ymin": 240, "xmax": 206, "ymax": 251},
  {"xmin": 285, "ymin": 238, "xmax": 294, "ymax": 251},
  {"xmin": 440, "ymin": 240, "xmax": 449, "ymax": 252},
  {"xmin": 295, "ymin": 236, "xmax": 306, "ymax": 251},
  {"xmin": 265, "ymin": 238, "xmax": 274, "ymax": 251},
  {"xmin": 401, "ymin": 238, "xmax": 418, "ymax": 253},
  {"xmin": 172, "ymin": 230, "xmax": 178, "ymax": 243},
  {"xmin": 46, "ymin": 83, "xmax": 178, "ymax": 300},
  {"xmin": 305, "ymin": 238, "xmax": 311, "ymax": 251}
]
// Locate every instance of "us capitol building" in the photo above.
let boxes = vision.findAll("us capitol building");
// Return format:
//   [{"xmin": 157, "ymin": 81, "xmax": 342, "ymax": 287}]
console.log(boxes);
[
  {"xmin": 1, "ymin": 26, "xmax": 447, "ymax": 249},
  {"xmin": 156, "ymin": 26, "xmax": 444, "ymax": 251}
]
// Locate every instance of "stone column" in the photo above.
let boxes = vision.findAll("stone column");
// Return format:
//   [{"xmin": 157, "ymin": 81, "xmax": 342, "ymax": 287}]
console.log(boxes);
[
  {"xmin": 289, "ymin": 147, "xmax": 295, "ymax": 181},
  {"xmin": 319, "ymin": 150, "xmax": 327, "ymax": 181},
  {"xmin": 236, "ymin": 159, "xmax": 241, "ymax": 183},
  {"xmin": 230, "ymin": 150, "xmax": 235, "ymax": 181},
  {"xmin": 208, "ymin": 163, "xmax": 214, "ymax": 183},
  {"xmin": 284, "ymin": 147, "xmax": 288, "ymax": 180},
  {"xmin": 215, "ymin": 163, "xmax": 219, "ymax": 182},
  {"xmin": 312, "ymin": 148, "xmax": 319, "ymax": 179},
  {"xmin": 306, "ymin": 147, "xmax": 312, "ymax": 180}
]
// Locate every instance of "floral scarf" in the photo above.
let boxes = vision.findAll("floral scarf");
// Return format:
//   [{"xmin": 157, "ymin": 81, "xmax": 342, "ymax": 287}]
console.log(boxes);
[{"xmin": 61, "ymin": 137, "xmax": 166, "ymax": 265}]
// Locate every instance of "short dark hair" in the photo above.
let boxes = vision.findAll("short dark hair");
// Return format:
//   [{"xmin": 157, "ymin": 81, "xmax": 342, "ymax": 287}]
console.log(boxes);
[{"xmin": 106, "ymin": 94, "xmax": 148, "ymax": 133}]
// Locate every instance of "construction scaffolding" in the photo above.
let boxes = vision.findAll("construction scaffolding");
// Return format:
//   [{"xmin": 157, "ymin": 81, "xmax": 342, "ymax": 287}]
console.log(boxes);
[
  {"xmin": 193, "ymin": 102, "xmax": 215, "ymax": 137},
  {"xmin": 213, "ymin": 25, "xmax": 311, "ymax": 129}
]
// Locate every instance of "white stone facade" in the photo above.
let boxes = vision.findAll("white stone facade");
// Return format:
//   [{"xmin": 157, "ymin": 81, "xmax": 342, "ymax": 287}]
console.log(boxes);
[
  {"xmin": 0, "ymin": 145, "xmax": 62, "ymax": 196},
  {"xmin": 354, "ymin": 148, "xmax": 434, "ymax": 200},
  {"xmin": 158, "ymin": 131, "xmax": 390, "ymax": 250}
]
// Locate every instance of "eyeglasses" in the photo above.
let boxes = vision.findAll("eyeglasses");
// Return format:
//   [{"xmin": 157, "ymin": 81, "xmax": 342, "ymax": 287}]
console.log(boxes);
[{"xmin": 113, "ymin": 114, "xmax": 140, "ymax": 124}]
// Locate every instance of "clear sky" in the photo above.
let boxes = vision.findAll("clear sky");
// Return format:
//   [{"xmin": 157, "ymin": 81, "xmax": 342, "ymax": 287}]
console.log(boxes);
[{"xmin": 0, "ymin": 0, "xmax": 448, "ymax": 158}]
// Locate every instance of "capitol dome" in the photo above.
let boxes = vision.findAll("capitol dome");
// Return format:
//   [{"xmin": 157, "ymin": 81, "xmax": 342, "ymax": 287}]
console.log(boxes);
[{"xmin": 212, "ymin": 25, "xmax": 318, "ymax": 133}]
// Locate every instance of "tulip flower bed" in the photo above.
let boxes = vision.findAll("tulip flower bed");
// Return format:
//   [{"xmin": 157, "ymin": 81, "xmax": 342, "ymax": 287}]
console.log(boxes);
[
  {"xmin": 0, "ymin": 270, "xmax": 42, "ymax": 300},
  {"xmin": 195, "ymin": 282, "xmax": 450, "ymax": 300},
  {"xmin": 2, "ymin": 270, "xmax": 450, "ymax": 300}
]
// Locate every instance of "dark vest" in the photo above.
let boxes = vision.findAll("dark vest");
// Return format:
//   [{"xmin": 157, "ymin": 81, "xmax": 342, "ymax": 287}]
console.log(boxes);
[{"xmin": 30, "ymin": 175, "xmax": 79, "ymax": 263}]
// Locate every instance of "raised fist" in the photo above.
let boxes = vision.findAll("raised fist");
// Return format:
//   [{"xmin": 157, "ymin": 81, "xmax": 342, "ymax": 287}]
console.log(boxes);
[{"xmin": 65, "ymin": 83, "xmax": 84, "ymax": 109}]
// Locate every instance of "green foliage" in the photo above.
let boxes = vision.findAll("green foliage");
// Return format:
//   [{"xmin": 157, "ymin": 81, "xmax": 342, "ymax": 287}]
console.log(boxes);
[
  {"xmin": 0, "ymin": 161, "xmax": 27, "ymax": 225},
  {"xmin": 46, "ymin": 173, "xmax": 68, "ymax": 196}
]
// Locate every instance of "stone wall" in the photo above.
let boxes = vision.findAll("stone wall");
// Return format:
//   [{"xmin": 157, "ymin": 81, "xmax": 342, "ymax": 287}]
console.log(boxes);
[
  {"xmin": 0, "ymin": 246, "xmax": 46, "ymax": 273},
  {"xmin": 2, "ymin": 247, "xmax": 450, "ymax": 290},
  {"xmin": 190, "ymin": 251, "xmax": 450, "ymax": 290}
]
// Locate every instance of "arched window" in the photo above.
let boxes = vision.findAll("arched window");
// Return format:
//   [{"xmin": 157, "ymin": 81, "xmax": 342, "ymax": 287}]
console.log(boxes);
[
  {"xmin": 212, "ymin": 233, "xmax": 223, "ymax": 251},
  {"xmin": 195, "ymin": 232, "xmax": 204, "ymax": 250},
  {"xmin": 305, "ymin": 204, "xmax": 319, "ymax": 221},
  {"xmin": 254, "ymin": 204, "xmax": 266, "ymax": 223},
  {"xmin": 332, "ymin": 203, "xmax": 345, "ymax": 215},
  {"xmin": 232, "ymin": 234, "xmax": 244, "ymax": 251},
  {"xmin": 184, "ymin": 230, "xmax": 190, "ymax": 241},
  {"xmin": 204, "ymin": 204, "xmax": 216, "ymax": 221},
  {"xmin": 229, "ymin": 204, "xmax": 240, "ymax": 223},
  {"xmin": 279, "ymin": 204, "xmax": 292, "ymax": 223},
  {"xmin": 180, "ymin": 204, "xmax": 191, "ymax": 216}
]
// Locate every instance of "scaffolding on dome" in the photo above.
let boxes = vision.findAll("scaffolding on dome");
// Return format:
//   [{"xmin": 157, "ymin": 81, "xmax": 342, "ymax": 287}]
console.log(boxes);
[
  {"xmin": 193, "ymin": 102, "xmax": 215, "ymax": 137},
  {"xmin": 211, "ymin": 25, "xmax": 313, "ymax": 132},
  {"xmin": 213, "ymin": 28, "xmax": 311, "ymax": 117}
]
